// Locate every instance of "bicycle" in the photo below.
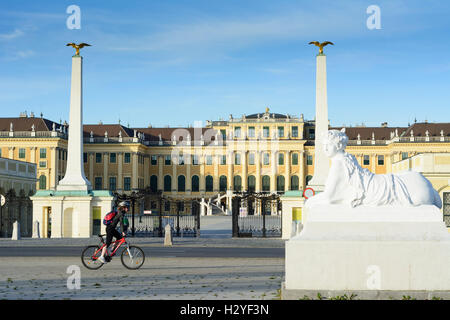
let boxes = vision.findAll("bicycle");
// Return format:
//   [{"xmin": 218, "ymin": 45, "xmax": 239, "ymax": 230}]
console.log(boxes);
[{"xmin": 81, "ymin": 234, "xmax": 145, "ymax": 270}]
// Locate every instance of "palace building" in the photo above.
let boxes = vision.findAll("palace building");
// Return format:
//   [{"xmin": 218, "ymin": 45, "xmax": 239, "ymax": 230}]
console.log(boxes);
[
  {"xmin": 1, "ymin": 109, "xmax": 450, "ymax": 235},
  {"xmin": 0, "ymin": 156, "xmax": 36, "ymax": 237}
]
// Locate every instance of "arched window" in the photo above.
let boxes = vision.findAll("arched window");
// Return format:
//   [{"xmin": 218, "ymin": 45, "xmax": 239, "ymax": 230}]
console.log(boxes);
[
  {"xmin": 178, "ymin": 175, "xmax": 186, "ymax": 192},
  {"xmin": 150, "ymin": 175, "xmax": 158, "ymax": 192},
  {"xmin": 306, "ymin": 175, "xmax": 313, "ymax": 185},
  {"xmin": 276, "ymin": 175, "xmax": 285, "ymax": 192},
  {"xmin": 191, "ymin": 175, "xmax": 199, "ymax": 192},
  {"xmin": 262, "ymin": 175, "xmax": 270, "ymax": 192},
  {"xmin": 219, "ymin": 175, "xmax": 227, "ymax": 192},
  {"xmin": 234, "ymin": 175, "xmax": 242, "ymax": 192},
  {"xmin": 248, "ymin": 175, "xmax": 256, "ymax": 192},
  {"xmin": 290, "ymin": 175, "xmax": 299, "ymax": 191},
  {"xmin": 164, "ymin": 175, "xmax": 172, "ymax": 192},
  {"xmin": 205, "ymin": 175, "xmax": 213, "ymax": 192},
  {"xmin": 39, "ymin": 175, "xmax": 47, "ymax": 190}
]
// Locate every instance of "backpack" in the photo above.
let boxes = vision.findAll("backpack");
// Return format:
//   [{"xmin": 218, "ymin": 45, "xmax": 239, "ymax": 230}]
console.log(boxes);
[{"xmin": 103, "ymin": 210, "xmax": 117, "ymax": 226}]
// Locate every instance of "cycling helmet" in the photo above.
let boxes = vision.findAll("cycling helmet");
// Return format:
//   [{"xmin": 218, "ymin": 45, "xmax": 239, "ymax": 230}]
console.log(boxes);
[{"xmin": 118, "ymin": 201, "xmax": 129, "ymax": 208}]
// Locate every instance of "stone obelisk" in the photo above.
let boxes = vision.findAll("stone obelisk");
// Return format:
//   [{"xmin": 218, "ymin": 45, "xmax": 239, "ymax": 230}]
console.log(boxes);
[
  {"xmin": 31, "ymin": 43, "xmax": 114, "ymax": 239},
  {"xmin": 307, "ymin": 50, "xmax": 329, "ymax": 192},
  {"xmin": 57, "ymin": 52, "xmax": 91, "ymax": 192}
]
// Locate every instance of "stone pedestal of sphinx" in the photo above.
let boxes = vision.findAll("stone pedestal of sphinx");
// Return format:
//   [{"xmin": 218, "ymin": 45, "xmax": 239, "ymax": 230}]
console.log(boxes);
[{"xmin": 282, "ymin": 129, "xmax": 450, "ymax": 300}]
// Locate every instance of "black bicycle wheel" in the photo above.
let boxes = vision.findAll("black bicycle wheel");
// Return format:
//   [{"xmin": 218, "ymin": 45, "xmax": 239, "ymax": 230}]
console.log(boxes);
[
  {"xmin": 121, "ymin": 245, "xmax": 145, "ymax": 270},
  {"xmin": 81, "ymin": 245, "xmax": 104, "ymax": 270}
]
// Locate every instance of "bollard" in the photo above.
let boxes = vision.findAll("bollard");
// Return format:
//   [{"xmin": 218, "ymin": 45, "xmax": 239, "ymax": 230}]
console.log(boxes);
[
  {"xmin": 164, "ymin": 223, "xmax": 172, "ymax": 246},
  {"xmin": 32, "ymin": 220, "xmax": 40, "ymax": 239},
  {"xmin": 11, "ymin": 221, "xmax": 21, "ymax": 240}
]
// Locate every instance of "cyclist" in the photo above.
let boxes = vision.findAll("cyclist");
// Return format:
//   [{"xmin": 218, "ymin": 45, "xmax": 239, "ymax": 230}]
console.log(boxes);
[{"xmin": 98, "ymin": 201, "xmax": 130, "ymax": 264}]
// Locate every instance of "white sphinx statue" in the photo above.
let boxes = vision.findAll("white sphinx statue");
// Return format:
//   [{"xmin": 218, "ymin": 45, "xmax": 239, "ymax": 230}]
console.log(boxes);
[{"xmin": 305, "ymin": 129, "xmax": 442, "ymax": 209}]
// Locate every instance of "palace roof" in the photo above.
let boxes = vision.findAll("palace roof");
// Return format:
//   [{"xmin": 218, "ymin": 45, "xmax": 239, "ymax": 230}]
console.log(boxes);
[
  {"xmin": 83, "ymin": 124, "xmax": 134, "ymax": 138},
  {"xmin": 404, "ymin": 122, "xmax": 450, "ymax": 137},
  {"xmin": 136, "ymin": 127, "xmax": 219, "ymax": 141},
  {"xmin": 332, "ymin": 126, "xmax": 408, "ymax": 140},
  {"xmin": 0, "ymin": 117, "xmax": 60, "ymax": 132}
]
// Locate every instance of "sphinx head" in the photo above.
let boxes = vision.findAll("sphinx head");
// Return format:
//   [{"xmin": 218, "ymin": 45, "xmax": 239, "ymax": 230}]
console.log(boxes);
[{"xmin": 322, "ymin": 128, "xmax": 348, "ymax": 158}]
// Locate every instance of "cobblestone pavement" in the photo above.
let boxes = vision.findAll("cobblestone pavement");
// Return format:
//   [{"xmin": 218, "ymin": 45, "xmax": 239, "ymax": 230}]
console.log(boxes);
[{"xmin": 0, "ymin": 256, "xmax": 284, "ymax": 300}]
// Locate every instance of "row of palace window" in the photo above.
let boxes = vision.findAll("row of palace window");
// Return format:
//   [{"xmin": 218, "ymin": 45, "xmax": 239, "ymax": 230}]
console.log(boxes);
[
  {"xmin": 0, "ymin": 149, "xmax": 407, "ymax": 167},
  {"xmin": 2, "ymin": 148, "xmax": 67, "ymax": 168},
  {"xmin": 80, "ymin": 152, "xmax": 398, "ymax": 167},
  {"xmin": 37, "ymin": 153, "xmax": 392, "ymax": 190},
  {"xmin": 153, "ymin": 174, "xmax": 303, "ymax": 193},
  {"xmin": 360, "ymin": 154, "xmax": 410, "ymax": 165},
  {"xmin": 84, "ymin": 152, "xmax": 132, "ymax": 164},
  {"xmin": 151, "ymin": 153, "xmax": 311, "ymax": 166},
  {"xmin": 80, "ymin": 151, "xmax": 413, "ymax": 168},
  {"xmin": 36, "ymin": 152, "xmax": 404, "ymax": 191},
  {"xmin": 228, "ymin": 126, "xmax": 300, "ymax": 139},
  {"xmin": 87, "ymin": 174, "xmax": 306, "ymax": 192},
  {"xmin": 83, "ymin": 152, "xmax": 309, "ymax": 166},
  {"xmin": 4, "ymin": 147, "xmax": 49, "ymax": 160},
  {"xmin": 39, "ymin": 174, "xmax": 306, "ymax": 192}
]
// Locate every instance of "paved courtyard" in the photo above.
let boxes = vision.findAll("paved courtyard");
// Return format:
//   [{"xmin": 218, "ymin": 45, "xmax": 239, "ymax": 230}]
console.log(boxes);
[
  {"xmin": 0, "ymin": 216, "xmax": 285, "ymax": 300},
  {"xmin": 0, "ymin": 256, "xmax": 284, "ymax": 300}
]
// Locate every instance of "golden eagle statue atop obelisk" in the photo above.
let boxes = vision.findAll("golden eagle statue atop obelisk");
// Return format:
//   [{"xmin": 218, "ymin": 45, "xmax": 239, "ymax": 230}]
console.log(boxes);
[
  {"xmin": 309, "ymin": 41, "xmax": 334, "ymax": 55},
  {"xmin": 66, "ymin": 42, "xmax": 91, "ymax": 56}
]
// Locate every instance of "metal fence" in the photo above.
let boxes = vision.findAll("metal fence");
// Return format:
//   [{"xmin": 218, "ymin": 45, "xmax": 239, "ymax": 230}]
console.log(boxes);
[
  {"xmin": 444, "ymin": 192, "xmax": 450, "ymax": 227},
  {"xmin": 125, "ymin": 213, "xmax": 199, "ymax": 237},
  {"xmin": 237, "ymin": 215, "xmax": 282, "ymax": 238}
]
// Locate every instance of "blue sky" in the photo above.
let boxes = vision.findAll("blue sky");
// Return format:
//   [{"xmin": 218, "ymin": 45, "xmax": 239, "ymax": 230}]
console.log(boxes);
[{"xmin": 0, "ymin": 0, "xmax": 449, "ymax": 128}]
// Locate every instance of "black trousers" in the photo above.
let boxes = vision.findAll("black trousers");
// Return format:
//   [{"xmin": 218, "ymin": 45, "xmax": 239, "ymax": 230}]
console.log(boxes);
[{"xmin": 105, "ymin": 225, "xmax": 122, "ymax": 247}]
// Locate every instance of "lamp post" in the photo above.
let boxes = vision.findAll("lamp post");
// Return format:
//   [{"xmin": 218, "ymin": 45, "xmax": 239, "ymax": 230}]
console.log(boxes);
[
  {"xmin": 129, "ymin": 189, "xmax": 141, "ymax": 237},
  {"xmin": 131, "ymin": 192, "xmax": 136, "ymax": 237}
]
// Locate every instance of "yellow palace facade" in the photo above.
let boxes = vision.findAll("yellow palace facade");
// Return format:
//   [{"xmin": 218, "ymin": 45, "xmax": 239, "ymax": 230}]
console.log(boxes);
[{"xmin": 1, "ymin": 109, "xmax": 449, "ymax": 226}]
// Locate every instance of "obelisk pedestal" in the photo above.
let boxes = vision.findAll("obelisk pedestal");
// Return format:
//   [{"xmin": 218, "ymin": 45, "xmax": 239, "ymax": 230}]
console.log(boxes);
[{"xmin": 307, "ymin": 54, "xmax": 329, "ymax": 192}]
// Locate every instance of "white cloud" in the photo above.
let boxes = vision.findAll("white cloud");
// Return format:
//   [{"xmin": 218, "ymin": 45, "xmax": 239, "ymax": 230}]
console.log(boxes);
[
  {"xmin": 0, "ymin": 28, "xmax": 24, "ymax": 40},
  {"xmin": 0, "ymin": 50, "xmax": 35, "ymax": 61},
  {"xmin": 15, "ymin": 50, "xmax": 34, "ymax": 59},
  {"xmin": 105, "ymin": 5, "xmax": 364, "ymax": 54}
]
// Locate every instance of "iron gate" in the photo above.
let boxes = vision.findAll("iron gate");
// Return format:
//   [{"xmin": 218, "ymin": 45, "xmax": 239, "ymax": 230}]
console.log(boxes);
[
  {"xmin": 114, "ymin": 189, "xmax": 200, "ymax": 237},
  {"xmin": 232, "ymin": 192, "xmax": 282, "ymax": 238},
  {"xmin": 125, "ymin": 211, "xmax": 199, "ymax": 237}
]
